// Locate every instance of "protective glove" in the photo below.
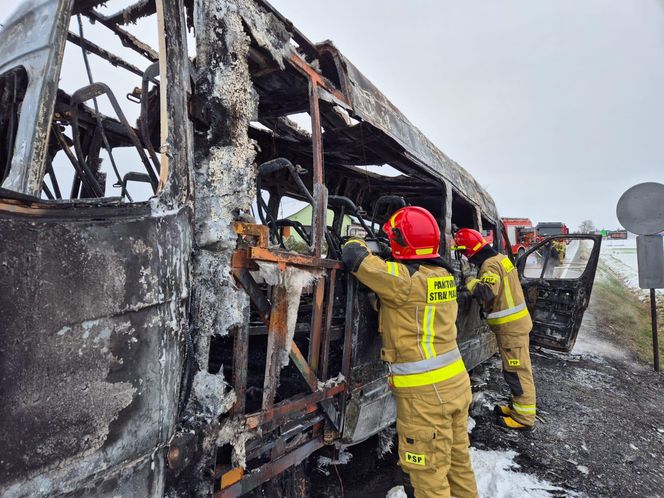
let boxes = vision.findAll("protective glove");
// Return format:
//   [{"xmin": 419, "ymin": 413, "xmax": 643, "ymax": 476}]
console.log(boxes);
[
  {"xmin": 342, "ymin": 238, "xmax": 369, "ymax": 250},
  {"xmin": 377, "ymin": 241, "xmax": 392, "ymax": 260},
  {"xmin": 456, "ymin": 288, "xmax": 472, "ymax": 300},
  {"xmin": 460, "ymin": 258, "xmax": 471, "ymax": 276},
  {"xmin": 341, "ymin": 239, "xmax": 370, "ymax": 271},
  {"xmin": 465, "ymin": 276, "xmax": 480, "ymax": 293}
]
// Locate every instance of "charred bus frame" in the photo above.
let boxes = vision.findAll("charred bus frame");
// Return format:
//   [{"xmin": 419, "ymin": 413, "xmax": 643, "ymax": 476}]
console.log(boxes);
[{"xmin": 0, "ymin": 1, "xmax": 507, "ymax": 497}]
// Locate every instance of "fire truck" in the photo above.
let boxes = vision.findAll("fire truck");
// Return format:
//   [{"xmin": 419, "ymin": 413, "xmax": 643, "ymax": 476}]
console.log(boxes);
[
  {"xmin": 502, "ymin": 218, "xmax": 536, "ymax": 256},
  {"xmin": 535, "ymin": 222, "xmax": 570, "ymax": 242}
]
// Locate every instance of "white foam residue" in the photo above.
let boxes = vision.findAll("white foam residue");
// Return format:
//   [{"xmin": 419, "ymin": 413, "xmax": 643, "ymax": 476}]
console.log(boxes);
[
  {"xmin": 468, "ymin": 416, "xmax": 476, "ymax": 433},
  {"xmin": 384, "ymin": 448, "xmax": 576, "ymax": 497},
  {"xmin": 386, "ymin": 485, "xmax": 407, "ymax": 498},
  {"xmin": 255, "ymin": 261, "xmax": 323, "ymax": 369},
  {"xmin": 377, "ymin": 426, "xmax": 396, "ymax": 458},
  {"xmin": 317, "ymin": 373, "xmax": 345, "ymax": 391},
  {"xmin": 470, "ymin": 447, "xmax": 577, "ymax": 498}
]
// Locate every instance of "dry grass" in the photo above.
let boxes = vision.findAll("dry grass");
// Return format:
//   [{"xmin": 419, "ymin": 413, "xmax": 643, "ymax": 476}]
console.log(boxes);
[{"xmin": 591, "ymin": 260, "xmax": 664, "ymax": 364}]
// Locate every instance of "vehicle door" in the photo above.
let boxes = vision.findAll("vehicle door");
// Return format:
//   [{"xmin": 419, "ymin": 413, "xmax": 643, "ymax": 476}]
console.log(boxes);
[{"xmin": 516, "ymin": 234, "xmax": 602, "ymax": 352}]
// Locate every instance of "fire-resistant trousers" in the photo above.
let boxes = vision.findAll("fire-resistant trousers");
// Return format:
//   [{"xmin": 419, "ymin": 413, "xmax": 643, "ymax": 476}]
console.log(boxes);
[
  {"xmin": 394, "ymin": 387, "xmax": 478, "ymax": 498},
  {"xmin": 495, "ymin": 332, "xmax": 537, "ymax": 426}
]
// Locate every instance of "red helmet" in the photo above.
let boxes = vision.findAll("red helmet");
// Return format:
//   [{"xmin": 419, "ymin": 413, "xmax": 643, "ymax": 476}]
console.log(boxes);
[
  {"xmin": 382, "ymin": 206, "xmax": 440, "ymax": 260},
  {"xmin": 453, "ymin": 228, "xmax": 488, "ymax": 258}
]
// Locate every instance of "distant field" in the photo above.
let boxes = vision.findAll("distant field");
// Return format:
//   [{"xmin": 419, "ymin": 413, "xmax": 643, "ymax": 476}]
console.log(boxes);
[{"xmin": 592, "ymin": 255, "xmax": 664, "ymax": 364}]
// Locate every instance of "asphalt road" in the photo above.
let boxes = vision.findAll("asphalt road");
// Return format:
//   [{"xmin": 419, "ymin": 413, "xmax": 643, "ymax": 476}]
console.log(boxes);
[{"xmin": 470, "ymin": 303, "xmax": 664, "ymax": 497}]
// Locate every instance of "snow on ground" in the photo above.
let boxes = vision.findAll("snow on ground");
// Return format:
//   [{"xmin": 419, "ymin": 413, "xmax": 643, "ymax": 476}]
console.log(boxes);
[
  {"xmin": 385, "ymin": 448, "xmax": 574, "ymax": 498},
  {"xmin": 601, "ymin": 237, "xmax": 663, "ymax": 296}
]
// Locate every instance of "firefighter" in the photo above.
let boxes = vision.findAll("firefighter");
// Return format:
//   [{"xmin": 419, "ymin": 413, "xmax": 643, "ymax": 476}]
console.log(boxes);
[
  {"xmin": 342, "ymin": 207, "xmax": 478, "ymax": 498},
  {"xmin": 453, "ymin": 228, "xmax": 536, "ymax": 431},
  {"xmin": 551, "ymin": 239, "xmax": 566, "ymax": 265}
]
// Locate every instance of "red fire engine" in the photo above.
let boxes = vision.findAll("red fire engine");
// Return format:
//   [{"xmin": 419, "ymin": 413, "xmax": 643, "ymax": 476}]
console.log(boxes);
[
  {"xmin": 535, "ymin": 222, "xmax": 570, "ymax": 242},
  {"xmin": 502, "ymin": 218, "xmax": 536, "ymax": 256}
]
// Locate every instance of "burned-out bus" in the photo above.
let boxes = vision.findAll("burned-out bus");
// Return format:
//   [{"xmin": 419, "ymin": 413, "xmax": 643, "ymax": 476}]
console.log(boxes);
[{"xmin": 0, "ymin": 1, "xmax": 601, "ymax": 496}]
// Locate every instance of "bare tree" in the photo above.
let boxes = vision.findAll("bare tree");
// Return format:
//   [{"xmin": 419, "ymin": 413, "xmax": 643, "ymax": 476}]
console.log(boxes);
[{"xmin": 578, "ymin": 219, "xmax": 596, "ymax": 233}]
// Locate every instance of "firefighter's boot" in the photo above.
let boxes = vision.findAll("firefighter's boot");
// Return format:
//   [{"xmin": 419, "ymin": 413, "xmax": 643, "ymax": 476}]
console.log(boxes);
[
  {"xmin": 498, "ymin": 416, "xmax": 534, "ymax": 431},
  {"xmin": 493, "ymin": 404, "xmax": 511, "ymax": 417}
]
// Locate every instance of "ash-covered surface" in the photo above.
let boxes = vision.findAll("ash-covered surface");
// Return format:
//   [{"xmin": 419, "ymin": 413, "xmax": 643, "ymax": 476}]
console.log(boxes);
[
  {"xmin": 308, "ymin": 306, "xmax": 664, "ymax": 498},
  {"xmin": 469, "ymin": 312, "xmax": 664, "ymax": 498}
]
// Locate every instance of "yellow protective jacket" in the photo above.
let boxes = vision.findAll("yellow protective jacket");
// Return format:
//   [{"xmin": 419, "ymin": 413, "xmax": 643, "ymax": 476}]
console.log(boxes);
[
  {"xmin": 467, "ymin": 253, "xmax": 532, "ymax": 335},
  {"xmin": 342, "ymin": 240, "xmax": 469, "ymax": 400}
]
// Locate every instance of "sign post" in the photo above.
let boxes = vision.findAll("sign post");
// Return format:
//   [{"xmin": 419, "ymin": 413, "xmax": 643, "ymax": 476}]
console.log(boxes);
[{"xmin": 617, "ymin": 182, "xmax": 664, "ymax": 372}]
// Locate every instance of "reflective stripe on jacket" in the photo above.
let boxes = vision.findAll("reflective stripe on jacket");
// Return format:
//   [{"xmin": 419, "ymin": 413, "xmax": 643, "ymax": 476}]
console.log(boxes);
[
  {"xmin": 468, "ymin": 254, "xmax": 533, "ymax": 335},
  {"xmin": 343, "ymin": 241, "xmax": 469, "ymax": 398}
]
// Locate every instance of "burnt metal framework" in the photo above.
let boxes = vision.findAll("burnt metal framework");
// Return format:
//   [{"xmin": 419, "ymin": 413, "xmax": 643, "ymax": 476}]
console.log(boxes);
[
  {"xmin": 0, "ymin": 1, "xmax": 503, "ymax": 497},
  {"xmin": 212, "ymin": 4, "xmax": 502, "ymax": 493}
]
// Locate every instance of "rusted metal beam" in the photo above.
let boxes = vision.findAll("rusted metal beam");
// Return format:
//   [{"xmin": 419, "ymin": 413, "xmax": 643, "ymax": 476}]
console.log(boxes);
[
  {"xmin": 216, "ymin": 438, "xmax": 325, "ymax": 498},
  {"xmin": 245, "ymin": 383, "xmax": 345, "ymax": 431},
  {"xmin": 309, "ymin": 87, "xmax": 323, "ymax": 190},
  {"xmin": 308, "ymin": 278, "xmax": 325, "ymax": 374},
  {"xmin": 320, "ymin": 269, "xmax": 336, "ymax": 380},
  {"xmin": 248, "ymin": 247, "xmax": 343, "ymax": 270},
  {"xmin": 262, "ymin": 286, "xmax": 289, "ymax": 411},
  {"xmin": 231, "ymin": 319, "xmax": 250, "ymax": 416},
  {"xmin": 308, "ymin": 82, "xmax": 326, "ymax": 258},
  {"xmin": 289, "ymin": 342, "xmax": 318, "ymax": 393},
  {"xmin": 338, "ymin": 277, "xmax": 356, "ymax": 431},
  {"xmin": 289, "ymin": 54, "xmax": 349, "ymax": 107},
  {"xmin": 234, "ymin": 221, "xmax": 269, "ymax": 248}
]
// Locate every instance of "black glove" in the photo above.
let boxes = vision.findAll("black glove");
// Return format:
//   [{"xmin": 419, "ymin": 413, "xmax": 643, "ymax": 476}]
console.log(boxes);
[{"xmin": 377, "ymin": 241, "xmax": 392, "ymax": 259}]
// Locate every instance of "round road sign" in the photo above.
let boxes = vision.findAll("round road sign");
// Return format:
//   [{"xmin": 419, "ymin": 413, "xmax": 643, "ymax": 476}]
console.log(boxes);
[{"xmin": 616, "ymin": 182, "xmax": 664, "ymax": 235}]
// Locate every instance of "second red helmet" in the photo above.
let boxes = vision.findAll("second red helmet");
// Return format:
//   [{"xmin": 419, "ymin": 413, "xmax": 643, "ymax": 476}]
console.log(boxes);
[
  {"xmin": 453, "ymin": 228, "xmax": 489, "ymax": 258},
  {"xmin": 382, "ymin": 206, "xmax": 440, "ymax": 260}
]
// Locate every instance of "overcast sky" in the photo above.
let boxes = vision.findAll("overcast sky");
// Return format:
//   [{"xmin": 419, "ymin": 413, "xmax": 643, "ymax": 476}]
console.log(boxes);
[
  {"xmin": 270, "ymin": 0, "xmax": 664, "ymax": 230},
  {"xmin": 2, "ymin": 1, "xmax": 662, "ymax": 229}
]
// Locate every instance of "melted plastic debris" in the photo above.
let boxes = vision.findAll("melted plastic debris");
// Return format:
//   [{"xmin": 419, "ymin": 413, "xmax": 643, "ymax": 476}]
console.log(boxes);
[
  {"xmin": 217, "ymin": 418, "xmax": 252, "ymax": 469},
  {"xmin": 376, "ymin": 426, "xmax": 396, "ymax": 458},
  {"xmin": 316, "ymin": 450, "xmax": 353, "ymax": 476},
  {"xmin": 317, "ymin": 373, "xmax": 346, "ymax": 391}
]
